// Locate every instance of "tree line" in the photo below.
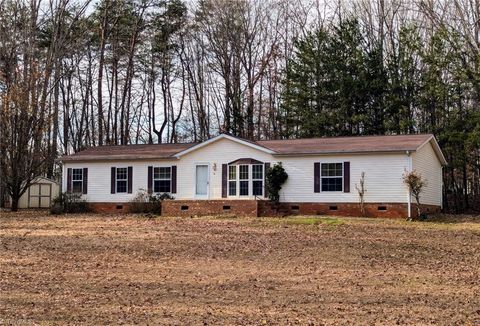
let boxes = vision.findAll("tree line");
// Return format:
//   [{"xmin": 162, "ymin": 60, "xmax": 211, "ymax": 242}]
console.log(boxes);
[{"xmin": 0, "ymin": 0, "xmax": 479, "ymax": 212}]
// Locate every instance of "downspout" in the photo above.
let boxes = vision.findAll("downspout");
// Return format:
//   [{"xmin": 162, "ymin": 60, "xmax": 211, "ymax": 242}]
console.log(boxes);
[
  {"xmin": 406, "ymin": 151, "xmax": 412, "ymax": 219},
  {"xmin": 61, "ymin": 161, "xmax": 65, "ymax": 194}
]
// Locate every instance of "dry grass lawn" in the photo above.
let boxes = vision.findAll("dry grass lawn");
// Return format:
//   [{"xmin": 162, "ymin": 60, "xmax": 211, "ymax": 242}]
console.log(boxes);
[{"xmin": 1, "ymin": 211, "xmax": 479, "ymax": 325}]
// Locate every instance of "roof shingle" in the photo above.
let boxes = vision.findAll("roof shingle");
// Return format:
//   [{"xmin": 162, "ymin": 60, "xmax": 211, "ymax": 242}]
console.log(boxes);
[
  {"xmin": 61, "ymin": 134, "xmax": 434, "ymax": 161},
  {"xmin": 257, "ymin": 134, "xmax": 433, "ymax": 155},
  {"xmin": 61, "ymin": 142, "xmax": 197, "ymax": 161}
]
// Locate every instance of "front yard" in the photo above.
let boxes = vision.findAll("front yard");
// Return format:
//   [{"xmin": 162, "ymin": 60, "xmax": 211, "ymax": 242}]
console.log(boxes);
[{"xmin": 1, "ymin": 211, "xmax": 479, "ymax": 324}]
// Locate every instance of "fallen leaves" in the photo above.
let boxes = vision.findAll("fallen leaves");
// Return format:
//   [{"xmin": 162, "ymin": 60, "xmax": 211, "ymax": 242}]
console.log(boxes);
[{"xmin": 0, "ymin": 212, "xmax": 479, "ymax": 324}]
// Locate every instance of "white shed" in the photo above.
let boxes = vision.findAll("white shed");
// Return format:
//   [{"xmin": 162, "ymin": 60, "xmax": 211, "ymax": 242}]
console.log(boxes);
[{"xmin": 6, "ymin": 177, "xmax": 60, "ymax": 209}]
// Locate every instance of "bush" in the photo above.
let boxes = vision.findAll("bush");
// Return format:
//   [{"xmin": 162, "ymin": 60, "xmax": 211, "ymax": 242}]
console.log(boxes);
[
  {"xmin": 265, "ymin": 163, "xmax": 288, "ymax": 203},
  {"xmin": 129, "ymin": 189, "xmax": 174, "ymax": 214},
  {"xmin": 50, "ymin": 192, "xmax": 91, "ymax": 214}
]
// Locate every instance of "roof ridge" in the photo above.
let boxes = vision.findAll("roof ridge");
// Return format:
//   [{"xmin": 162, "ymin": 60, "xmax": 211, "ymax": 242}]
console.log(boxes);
[{"xmin": 256, "ymin": 133, "xmax": 433, "ymax": 142}]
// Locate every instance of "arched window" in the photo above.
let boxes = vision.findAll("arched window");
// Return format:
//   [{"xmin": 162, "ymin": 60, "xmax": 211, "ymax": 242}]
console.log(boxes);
[{"xmin": 227, "ymin": 159, "xmax": 264, "ymax": 197}]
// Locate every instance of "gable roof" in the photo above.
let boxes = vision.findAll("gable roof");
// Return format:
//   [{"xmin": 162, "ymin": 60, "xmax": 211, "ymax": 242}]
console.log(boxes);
[
  {"xmin": 60, "ymin": 133, "xmax": 446, "ymax": 165},
  {"xmin": 174, "ymin": 134, "xmax": 275, "ymax": 157},
  {"xmin": 259, "ymin": 134, "xmax": 446, "ymax": 165}
]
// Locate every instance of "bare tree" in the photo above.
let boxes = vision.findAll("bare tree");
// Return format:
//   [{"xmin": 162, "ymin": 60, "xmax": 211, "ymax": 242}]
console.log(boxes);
[{"xmin": 355, "ymin": 172, "xmax": 367, "ymax": 217}]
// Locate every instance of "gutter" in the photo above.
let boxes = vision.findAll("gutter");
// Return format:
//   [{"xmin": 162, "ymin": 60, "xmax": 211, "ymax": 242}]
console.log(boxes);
[
  {"xmin": 272, "ymin": 149, "xmax": 418, "ymax": 157},
  {"xmin": 59, "ymin": 156, "xmax": 180, "ymax": 163}
]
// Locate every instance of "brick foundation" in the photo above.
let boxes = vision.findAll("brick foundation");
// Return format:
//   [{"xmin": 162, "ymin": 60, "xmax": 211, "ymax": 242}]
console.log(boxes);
[
  {"xmin": 161, "ymin": 199, "xmax": 258, "ymax": 217},
  {"xmin": 258, "ymin": 201, "xmax": 441, "ymax": 218},
  {"xmin": 89, "ymin": 202, "xmax": 132, "ymax": 214},
  {"xmin": 258, "ymin": 201, "xmax": 406, "ymax": 218},
  {"xmin": 87, "ymin": 200, "xmax": 440, "ymax": 219}
]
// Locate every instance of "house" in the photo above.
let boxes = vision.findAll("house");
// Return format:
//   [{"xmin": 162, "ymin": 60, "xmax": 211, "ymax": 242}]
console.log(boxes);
[
  {"xmin": 60, "ymin": 134, "xmax": 447, "ymax": 218},
  {"xmin": 4, "ymin": 177, "xmax": 60, "ymax": 209}
]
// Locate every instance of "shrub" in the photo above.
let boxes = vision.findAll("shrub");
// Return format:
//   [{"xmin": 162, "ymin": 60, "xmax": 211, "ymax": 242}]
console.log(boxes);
[
  {"xmin": 403, "ymin": 170, "xmax": 428, "ymax": 220},
  {"xmin": 50, "ymin": 192, "xmax": 91, "ymax": 214},
  {"xmin": 265, "ymin": 163, "xmax": 288, "ymax": 203},
  {"xmin": 129, "ymin": 189, "xmax": 174, "ymax": 214}
]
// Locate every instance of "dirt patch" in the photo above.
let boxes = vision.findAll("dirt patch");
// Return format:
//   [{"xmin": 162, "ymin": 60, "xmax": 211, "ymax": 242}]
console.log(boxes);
[{"xmin": 1, "ymin": 212, "xmax": 479, "ymax": 325}]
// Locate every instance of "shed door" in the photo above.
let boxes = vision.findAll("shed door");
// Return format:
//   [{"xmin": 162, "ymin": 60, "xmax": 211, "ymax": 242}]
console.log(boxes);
[{"xmin": 28, "ymin": 183, "xmax": 52, "ymax": 208}]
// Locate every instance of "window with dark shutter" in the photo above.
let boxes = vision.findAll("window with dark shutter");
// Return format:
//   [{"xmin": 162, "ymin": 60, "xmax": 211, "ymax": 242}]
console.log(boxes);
[
  {"xmin": 67, "ymin": 168, "xmax": 72, "ymax": 193},
  {"xmin": 147, "ymin": 166, "xmax": 153, "ymax": 194},
  {"xmin": 153, "ymin": 167, "xmax": 171, "ymax": 193},
  {"xmin": 222, "ymin": 164, "xmax": 227, "ymax": 198},
  {"xmin": 321, "ymin": 163, "xmax": 343, "ymax": 192},
  {"xmin": 314, "ymin": 162, "xmax": 320, "ymax": 193},
  {"xmin": 127, "ymin": 167, "xmax": 133, "ymax": 193},
  {"xmin": 116, "ymin": 168, "xmax": 128, "ymax": 193},
  {"xmin": 82, "ymin": 168, "xmax": 88, "ymax": 194},
  {"xmin": 171, "ymin": 166, "xmax": 177, "ymax": 194},
  {"xmin": 343, "ymin": 162, "xmax": 350, "ymax": 193},
  {"xmin": 111, "ymin": 167, "xmax": 116, "ymax": 194},
  {"xmin": 72, "ymin": 168, "xmax": 84, "ymax": 193}
]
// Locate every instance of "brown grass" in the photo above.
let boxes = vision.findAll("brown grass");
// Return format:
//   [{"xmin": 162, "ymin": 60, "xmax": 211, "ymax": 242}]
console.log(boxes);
[{"xmin": 1, "ymin": 211, "xmax": 479, "ymax": 325}]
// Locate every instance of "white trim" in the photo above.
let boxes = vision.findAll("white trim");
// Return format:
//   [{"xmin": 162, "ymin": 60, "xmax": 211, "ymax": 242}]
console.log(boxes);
[
  {"xmin": 238, "ymin": 164, "xmax": 250, "ymax": 197},
  {"xmin": 194, "ymin": 163, "xmax": 210, "ymax": 199},
  {"xmin": 320, "ymin": 162, "xmax": 344, "ymax": 193},
  {"xmin": 226, "ymin": 163, "xmax": 265, "ymax": 199},
  {"xmin": 251, "ymin": 163, "xmax": 264, "ymax": 197},
  {"xmin": 174, "ymin": 134, "xmax": 276, "ymax": 158},
  {"xmin": 227, "ymin": 165, "xmax": 238, "ymax": 197},
  {"xmin": 152, "ymin": 166, "xmax": 172, "ymax": 194},
  {"xmin": 115, "ymin": 167, "xmax": 128, "ymax": 193},
  {"xmin": 430, "ymin": 137, "xmax": 448, "ymax": 166},
  {"xmin": 416, "ymin": 135, "xmax": 433, "ymax": 152},
  {"xmin": 71, "ymin": 168, "xmax": 84, "ymax": 194}
]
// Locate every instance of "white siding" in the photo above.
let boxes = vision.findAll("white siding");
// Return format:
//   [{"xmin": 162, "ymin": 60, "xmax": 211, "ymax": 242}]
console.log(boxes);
[
  {"xmin": 411, "ymin": 141, "xmax": 443, "ymax": 206},
  {"xmin": 63, "ymin": 160, "xmax": 177, "ymax": 203},
  {"xmin": 175, "ymin": 138, "xmax": 274, "ymax": 199},
  {"xmin": 279, "ymin": 153, "xmax": 410, "ymax": 203},
  {"xmin": 63, "ymin": 137, "xmax": 414, "ymax": 204}
]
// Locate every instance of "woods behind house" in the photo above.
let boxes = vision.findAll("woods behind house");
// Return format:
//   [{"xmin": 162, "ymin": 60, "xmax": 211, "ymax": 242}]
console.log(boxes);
[{"xmin": 0, "ymin": 0, "xmax": 479, "ymax": 212}]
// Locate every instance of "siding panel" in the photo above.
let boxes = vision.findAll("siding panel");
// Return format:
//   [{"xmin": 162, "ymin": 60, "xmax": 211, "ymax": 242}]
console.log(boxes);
[{"xmin": 411, "ymin": 141, "xmax": 443, "ymax": 206}]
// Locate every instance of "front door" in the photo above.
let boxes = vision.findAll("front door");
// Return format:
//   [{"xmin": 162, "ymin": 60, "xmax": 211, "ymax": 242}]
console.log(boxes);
[{"xmin": 195, "ymin": 164, "xmax": 209, "ymax": 198}]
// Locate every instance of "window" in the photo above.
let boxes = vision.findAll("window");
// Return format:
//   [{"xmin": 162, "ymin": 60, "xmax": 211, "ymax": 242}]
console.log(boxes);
[
  {"xmin": 228, "ymin": 165, "xmax": 237, "ymax": 196},
  {"xmin": 321, "ymin": 163, "xmax": 343, "ymax": 192},
  {"xmin": 72, "ymin": 168, "xmax": 83, "ymax": 193},
  {"xmin": 239, "ymin": 165, "xmax": 249, "ymax": 196},
  {"xmin": 227, "ymin": 162, "xmax": 265, "ymax": 197},
  {"xmin": 154, "ymin": 167, "xmax": 171, "ymax": 193},
  {"xmin": 116, "ymin": 167, "xmax": 128, "ymax": 193},
  {"xmin": 252, "ymin": 164, "xmax": 263, "ymax": 196}
]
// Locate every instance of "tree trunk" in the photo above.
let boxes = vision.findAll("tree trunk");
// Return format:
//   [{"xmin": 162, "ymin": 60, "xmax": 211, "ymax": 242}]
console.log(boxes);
[{"xmin": 11, "ymin": 197, "xmax": 19, "ymax": 212}]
